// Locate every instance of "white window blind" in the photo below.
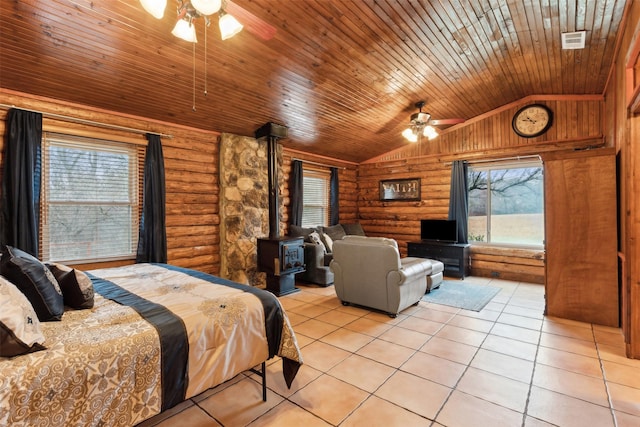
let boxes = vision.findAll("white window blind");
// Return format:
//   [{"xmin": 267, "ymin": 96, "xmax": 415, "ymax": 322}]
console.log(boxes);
[
  {"xmin": 302, "ymin": 168, "xmax": 330, "ymax": 228},
  {"xmin": 41, "ymin": 133, "xmax": 143, "ymax": 263}
]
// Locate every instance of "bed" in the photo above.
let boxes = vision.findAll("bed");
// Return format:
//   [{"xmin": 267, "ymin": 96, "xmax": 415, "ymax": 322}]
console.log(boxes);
[{"xmin": 0, "ymin": 256, "xmax": 303, "ymax": 427}]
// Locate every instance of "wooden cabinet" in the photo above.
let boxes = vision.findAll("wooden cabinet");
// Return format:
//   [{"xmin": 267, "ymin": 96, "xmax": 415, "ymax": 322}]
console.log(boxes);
[
  {"xmin": 543, "ymin": 148, "xmax": 618, "ymax": 327},
  {"xmin": 407, "ymin": 241, "xmax": 471, "ymax": 279}
]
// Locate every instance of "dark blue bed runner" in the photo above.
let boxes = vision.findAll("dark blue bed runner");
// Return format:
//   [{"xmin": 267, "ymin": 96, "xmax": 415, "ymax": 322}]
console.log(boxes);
[{"xmin": 88, "ymin": 272, "xmax": 188, "ymax": 411}]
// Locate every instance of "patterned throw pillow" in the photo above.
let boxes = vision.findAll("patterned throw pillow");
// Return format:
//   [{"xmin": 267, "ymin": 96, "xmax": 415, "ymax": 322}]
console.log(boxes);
[
  {"xmin": 46, "ymin": 263, "xmax": 95, "ymax": 309},
  {"xmin": 0, "ymin": 246, "xmax": 64, "ymax": 321},
  {"xmin": 306, "ymin": 231, "xmax": 327, "ymax": 254},
  {"xmin": 321, "ymin": 233, "xmax": 334, "ymax": 253},
  {"xmin": 0, "ymin": 275, "xmax": 46, "ymax": 357}
]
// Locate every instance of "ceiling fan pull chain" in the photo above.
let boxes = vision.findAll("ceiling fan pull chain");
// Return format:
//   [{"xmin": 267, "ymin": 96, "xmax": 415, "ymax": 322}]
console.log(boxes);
[{"xmin": 192, "ymin": 40, "xmax": 197, "ymax": 112}]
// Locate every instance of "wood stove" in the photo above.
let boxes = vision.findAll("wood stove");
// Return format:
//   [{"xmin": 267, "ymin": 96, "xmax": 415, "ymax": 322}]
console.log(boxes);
[
  {"xmin": 255, "ymin": 122, "xmax": 305, "ymax": 296},
  {"xmin": 257, "ymin": 236, "xmax": 305, "ymax": 295}
]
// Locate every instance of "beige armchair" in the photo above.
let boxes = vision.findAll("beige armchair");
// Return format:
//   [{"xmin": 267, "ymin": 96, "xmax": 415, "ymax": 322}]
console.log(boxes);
[{"xmin": 330, "ymin": 236, "xmax": 434, "ymax": 317}]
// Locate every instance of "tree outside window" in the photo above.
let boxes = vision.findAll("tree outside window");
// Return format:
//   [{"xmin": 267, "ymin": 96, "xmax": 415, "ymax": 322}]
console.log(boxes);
[{"xmin": 468, "ymin": 161, "xmax": 544, "ymax": 247}]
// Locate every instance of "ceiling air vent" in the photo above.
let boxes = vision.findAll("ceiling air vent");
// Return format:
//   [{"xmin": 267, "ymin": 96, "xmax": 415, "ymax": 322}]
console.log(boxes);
[{"xmin": 562, "ymin": 31, "xmax": 586, "ymax": 49}]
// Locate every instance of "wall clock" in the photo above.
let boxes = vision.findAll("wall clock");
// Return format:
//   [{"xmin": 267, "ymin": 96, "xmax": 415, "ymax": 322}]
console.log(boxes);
[{"xmin": 512, "ymin": 104, "xmax": 553, "ymax": 138}]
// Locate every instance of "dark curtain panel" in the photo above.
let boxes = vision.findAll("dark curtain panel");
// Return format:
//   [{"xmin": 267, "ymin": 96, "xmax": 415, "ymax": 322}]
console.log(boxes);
[
  {"xmin": 330, "ymin": 167, "xmax": 340, "ymax": 225},
  {"xmin": 448, "ymin": 160, "xmax": 469, "ymax": 244},
  {"xmin": 290, "ymin": 160, "xmax": 303, "ymax": 226},
  {"xmin": 136, "ymin": 134, "xmax": 167, "ymax": 263},
  {"xmin": 0, "ymin": 109, "xmax": 43, "ymax": 256}
]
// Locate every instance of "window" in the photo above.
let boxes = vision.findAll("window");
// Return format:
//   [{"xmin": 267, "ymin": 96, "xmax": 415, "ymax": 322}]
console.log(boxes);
[
  {"xmin": 41, "ymin": 134, "xmax": 143, "ymax": 263},
  {"xmin": 301, "ymin": 168, "xmax": 330, "ymax": 228},
  {"xmin": 467, "ymin": 159, "xmax": 544, "ymax": 247}
]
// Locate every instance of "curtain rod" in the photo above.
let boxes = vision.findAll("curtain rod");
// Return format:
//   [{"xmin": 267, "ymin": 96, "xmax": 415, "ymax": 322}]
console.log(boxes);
[
  {"xmin": 292, "ymin": 158, "xmax": 346, "ymax": 170},
  {"xmin": 445, "ymin": 154, "xmax": 541, "ymax": 166},
  {"xmin": 0, "ymin": 104, "xmax": 173, "ymax": 139}
]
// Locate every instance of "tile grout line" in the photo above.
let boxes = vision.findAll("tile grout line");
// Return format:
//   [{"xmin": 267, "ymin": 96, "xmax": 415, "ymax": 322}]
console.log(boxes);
[
  {"xmin": 594, "ymin": 328, "xmax": 620, "ymax": 427},
  {"xmin": 518, "ymin": 281, "xmax": 546, "ymax": 427}
]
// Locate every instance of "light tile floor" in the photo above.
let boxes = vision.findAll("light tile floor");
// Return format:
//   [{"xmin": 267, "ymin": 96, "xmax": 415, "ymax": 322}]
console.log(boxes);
[{"xmin": 137, "ymin": 277, "xmax": 640, "ymax": 427}]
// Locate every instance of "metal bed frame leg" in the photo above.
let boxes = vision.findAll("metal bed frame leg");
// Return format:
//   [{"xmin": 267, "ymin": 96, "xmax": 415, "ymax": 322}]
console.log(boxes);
[
  {"xmin": 249, "ymin": 361, "xmax": 267, "ymax": 402},
  {"xmin": 261, "ymin": 361, "xmax": 267, "ymax": 401}
]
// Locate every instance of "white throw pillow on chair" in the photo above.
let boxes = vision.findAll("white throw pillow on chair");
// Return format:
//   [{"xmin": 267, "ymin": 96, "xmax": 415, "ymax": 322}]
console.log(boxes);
[{"xmin": 307, "ymin": 231, "xmax": 327, "ymax": 254}]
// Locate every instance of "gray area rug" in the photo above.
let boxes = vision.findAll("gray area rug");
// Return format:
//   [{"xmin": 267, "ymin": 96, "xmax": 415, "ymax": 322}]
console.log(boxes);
[{"xmin": 421, "ymin": 281, "xmax": 501, "ymax": 312}]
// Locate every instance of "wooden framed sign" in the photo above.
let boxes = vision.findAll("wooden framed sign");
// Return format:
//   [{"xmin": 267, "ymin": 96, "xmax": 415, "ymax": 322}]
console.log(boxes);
[{"xmin": 379, "ymin": 178, "xmax": 421, "ymax": 201}]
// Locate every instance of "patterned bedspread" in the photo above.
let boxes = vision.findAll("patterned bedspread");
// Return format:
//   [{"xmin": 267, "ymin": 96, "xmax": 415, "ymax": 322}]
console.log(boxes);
[{"xmin": 0, "ymin": 263, "xmax": 303, "ymax": 427}]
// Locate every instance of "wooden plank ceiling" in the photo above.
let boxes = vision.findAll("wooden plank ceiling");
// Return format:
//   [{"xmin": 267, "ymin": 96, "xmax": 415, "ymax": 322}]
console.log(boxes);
[{"xmin": 0, "ymin": 0, "xmax": 627, "ymax": 163}]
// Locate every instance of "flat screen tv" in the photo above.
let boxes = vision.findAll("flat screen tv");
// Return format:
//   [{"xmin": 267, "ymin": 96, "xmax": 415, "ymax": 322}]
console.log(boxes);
[{"xmin": 420, "ymin": 219, "xmax": 458, "ymax": 243}]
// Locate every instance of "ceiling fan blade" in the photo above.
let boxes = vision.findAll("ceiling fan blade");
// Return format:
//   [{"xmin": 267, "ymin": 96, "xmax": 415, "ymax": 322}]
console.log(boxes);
[
  {"xmin": 430, "ymin": 118, "xmax": 466, "ymax": 126},
  {"xmin": 226, "ymin": 1, "xmax": 277, "ymax": 40}
]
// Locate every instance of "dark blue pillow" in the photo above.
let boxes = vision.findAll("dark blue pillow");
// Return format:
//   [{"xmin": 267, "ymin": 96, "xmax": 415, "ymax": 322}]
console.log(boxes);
[
  {"xmin": 46, "ymin": 263, "xmax": 94, "ymax": 309},
  {"xmin": 0, "ymin": 246, "xmax": 64, "ymax": 321}
]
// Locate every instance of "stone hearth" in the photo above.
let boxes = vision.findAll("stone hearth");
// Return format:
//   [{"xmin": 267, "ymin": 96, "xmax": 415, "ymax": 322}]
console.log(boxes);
[{"xmin": 219, "ymin": 133, "xmax": 284, "ymax": 286}]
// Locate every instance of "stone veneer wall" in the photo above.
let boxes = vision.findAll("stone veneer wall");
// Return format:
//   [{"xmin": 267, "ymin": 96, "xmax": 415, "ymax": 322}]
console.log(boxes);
[{"xmin": 219, "ymin": 133, "xmax": 284, "ymax": 286}]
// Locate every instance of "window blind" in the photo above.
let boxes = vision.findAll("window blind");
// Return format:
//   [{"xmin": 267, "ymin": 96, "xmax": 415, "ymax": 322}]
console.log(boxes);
[
  {"xmin": 302, "ymin": 168, "xmax": 330, "ymax": 228},
  {"xmin": 40, "ymin": 133, "xmax": 144, "ymax": 263}
]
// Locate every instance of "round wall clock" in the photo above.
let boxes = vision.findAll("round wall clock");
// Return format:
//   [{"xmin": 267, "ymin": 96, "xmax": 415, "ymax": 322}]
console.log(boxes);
[{"xmin": 511, "ymin": 104, "xmax": 553, "ymax": 138}]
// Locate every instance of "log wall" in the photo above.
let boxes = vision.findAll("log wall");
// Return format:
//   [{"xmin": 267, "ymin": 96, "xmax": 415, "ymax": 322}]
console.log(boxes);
[
  {"xmin": 0, "ymin": 90, "xmax": 359, "ymax": 278},
  {"xmin": 359, "ymin": 96, "xmax": 606, "ymax": 284},
  {"xmin": 281, "ymin": 150, "xmax": 359, "ymax": 232},
  {"xmin": 0, "ymin": 91, "xmax": 222, "ymax": 275}
]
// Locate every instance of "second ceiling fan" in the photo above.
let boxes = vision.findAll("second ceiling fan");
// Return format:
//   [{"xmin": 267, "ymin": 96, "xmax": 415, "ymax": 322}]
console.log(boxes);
[{"xmin": 402, "ymin": 101, "xmax": 465, "ymax": 142}]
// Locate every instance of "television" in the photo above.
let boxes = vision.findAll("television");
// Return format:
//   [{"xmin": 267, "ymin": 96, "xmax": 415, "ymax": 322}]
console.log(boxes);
[{"xmin": 420, "ymin": 219, "xmax": 458, "ymax": 243}]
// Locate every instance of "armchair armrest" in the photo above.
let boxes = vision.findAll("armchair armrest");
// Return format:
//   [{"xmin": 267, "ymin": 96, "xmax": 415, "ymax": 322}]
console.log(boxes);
[{"xmin": 388, "ymin": 258, "xmax": 432, "ymax": 286}]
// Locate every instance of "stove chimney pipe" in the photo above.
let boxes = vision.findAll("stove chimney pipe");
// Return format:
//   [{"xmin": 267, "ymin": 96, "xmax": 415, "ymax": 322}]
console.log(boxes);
[{"xmin": 255, "ymin": 122, "xmax": 288, "ymax": 239}]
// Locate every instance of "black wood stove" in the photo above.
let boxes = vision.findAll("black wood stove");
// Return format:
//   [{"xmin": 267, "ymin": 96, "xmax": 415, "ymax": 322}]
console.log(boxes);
[{"xmin": 255, "ymin": 122, "xmax": 305, "ymax": 296}]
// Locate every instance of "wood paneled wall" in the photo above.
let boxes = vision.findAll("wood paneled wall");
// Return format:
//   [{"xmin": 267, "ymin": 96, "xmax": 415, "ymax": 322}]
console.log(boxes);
[
  {"xmin": 608, "ymin": 1, "xmax": 640, "ymax": 357},
  {"xmin": 369, "ymin": 96, "xmax": 605, "ymax": 163},
  {"xmin": 359, "ymin": 96, "xmax": 605, "ymax": 284}
]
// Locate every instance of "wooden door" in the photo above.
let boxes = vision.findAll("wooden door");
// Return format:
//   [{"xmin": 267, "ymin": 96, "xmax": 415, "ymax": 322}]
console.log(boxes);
[{"xmin": 544, "ymin": 148, "xmax": 619, "ymax": 326}]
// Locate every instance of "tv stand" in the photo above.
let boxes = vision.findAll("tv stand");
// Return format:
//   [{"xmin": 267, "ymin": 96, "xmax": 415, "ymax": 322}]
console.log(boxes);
[{"xmin": 407, "ymin": 241, "xmax": 471, "ymax": 279}]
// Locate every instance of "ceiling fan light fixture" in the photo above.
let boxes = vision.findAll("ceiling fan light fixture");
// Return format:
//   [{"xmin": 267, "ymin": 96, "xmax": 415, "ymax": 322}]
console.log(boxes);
[
  {"xmin": 423, "ymin": 125, "xmax": 439, "ymax": 140},
  {"xmin": 402, "ymin": 128, "xmax": 418, "ymax": 143},
  {"xmin": 191, "ymin": 0, "xmax": 222, "ymax": 16},
  {"xmin": 172, "ymin": 18, "xmax": 198, "ymax": 42},
  {"xmin": 219, "ymin": 10, "xmax": 243, "ymax": 40},
  {"xmin": 140, "ymin": 0, "xmax": 167, "ymax": 19}
]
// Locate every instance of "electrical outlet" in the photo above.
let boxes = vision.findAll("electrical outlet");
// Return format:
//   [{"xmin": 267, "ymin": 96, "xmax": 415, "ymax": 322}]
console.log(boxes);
[{"xmin": 491, "ymin": 271, "xmax": 500, "ymax": 277}]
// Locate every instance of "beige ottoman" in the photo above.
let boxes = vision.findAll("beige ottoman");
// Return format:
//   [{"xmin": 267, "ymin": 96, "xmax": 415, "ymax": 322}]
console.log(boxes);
[{"xmin": 426, "ymin": 260, "xmax": 445, "ymax": 293}]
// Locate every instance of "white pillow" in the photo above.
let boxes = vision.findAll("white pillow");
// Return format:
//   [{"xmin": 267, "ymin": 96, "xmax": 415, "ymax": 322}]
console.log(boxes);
[
  {"xmin": 0, "ymin": 275, "xmax": 46, "ymax": 357},
  {"xmin": 321, "ymin": 233, "xmax": 334, "ymax": 253},
  {"xmin": 307, "ymin": 231, "xmax": 327, "ymax": 254}
]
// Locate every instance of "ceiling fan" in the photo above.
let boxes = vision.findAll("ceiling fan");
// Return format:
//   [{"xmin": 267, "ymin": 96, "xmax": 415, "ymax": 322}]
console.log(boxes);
[
  {"xmin": 140, "ymin": 0, "xmax": 276, "ymax": 41},
  {"xmin": 402, "ymin": 101, "xmax": 465, "ymax": 142}
]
